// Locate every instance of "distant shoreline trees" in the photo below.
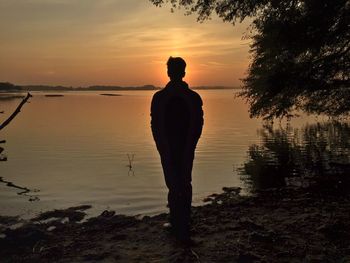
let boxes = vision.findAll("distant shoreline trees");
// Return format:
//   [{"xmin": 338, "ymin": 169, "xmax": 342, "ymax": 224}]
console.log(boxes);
[
  {"xmin": 150, "ymin": 0, "xmax": 350, "ymax": 119},
  {"xmin": 0, "ymin": 82, "xmax": 22, "ymax": 92},
  {"xmin": 0, "ymin": 83, "xmax": 235, "ymax": 92}
]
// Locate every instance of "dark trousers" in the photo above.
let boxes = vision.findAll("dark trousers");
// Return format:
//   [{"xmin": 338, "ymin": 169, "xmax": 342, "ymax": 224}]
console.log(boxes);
[{"xmin": 160, "ymin": 145, "xmax": 194, "ymax": 238}]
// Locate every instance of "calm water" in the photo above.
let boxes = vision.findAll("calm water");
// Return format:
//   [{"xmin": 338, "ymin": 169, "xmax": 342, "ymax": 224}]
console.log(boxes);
[{"xmin": 0, "ymin": 90, "xmax": 348, "ymax": 218}]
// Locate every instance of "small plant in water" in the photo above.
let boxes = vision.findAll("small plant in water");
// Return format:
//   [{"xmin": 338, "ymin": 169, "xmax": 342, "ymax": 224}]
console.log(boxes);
[
  {"xmin": 127, "ymin": 154, "xmax": 135, "ymax": 176},
  {"xmin": 0, "ymin": 145, "xmax": 7, "ymax": 161}
]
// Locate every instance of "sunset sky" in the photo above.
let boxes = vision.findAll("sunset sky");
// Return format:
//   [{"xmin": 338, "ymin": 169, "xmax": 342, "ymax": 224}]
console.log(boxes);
[{"xmin": 0, "ymin": 0, "xmax": 251, "ymax": 87}]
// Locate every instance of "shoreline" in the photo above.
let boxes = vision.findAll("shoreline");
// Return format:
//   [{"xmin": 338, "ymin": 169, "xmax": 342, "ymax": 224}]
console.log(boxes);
[
  {"xmin": 1, "ymin": 186, "xmax": 350, "ymax": 262},
  {"xmin": 0, "ymin": 87, "xmax": 238, "ymax": 94}
]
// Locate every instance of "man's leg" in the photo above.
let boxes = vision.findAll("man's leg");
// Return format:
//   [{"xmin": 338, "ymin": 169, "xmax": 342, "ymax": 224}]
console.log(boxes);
[
  {"xmin": 161, "ymin": 149, "xmax": 194, "ymax": 241},
  {"xmin": 160, "ymin": 155, "xmax": 178, "ymax": 229},
  {"xmin": 175, "ymin": 181, "xmax": 192, "ymax": 240},
  {"xmin": 177, "ymin": 150, "xmax": 195, "ymax": 240},
  {"xmin": 169, "ymin": 151, "xmax": 193, "ymax": 241}
]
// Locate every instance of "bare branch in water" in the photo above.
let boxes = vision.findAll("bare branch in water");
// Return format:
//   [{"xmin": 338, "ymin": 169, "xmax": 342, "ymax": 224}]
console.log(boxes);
[
  {"xmin": 0, "ymin": 146, "xmax": 6, "ymax": 161},
  {"xmin": 0, "ymin": 92, "xmax": 32, "ymax": 131},
  {"xmin": 127, "ymin": 154, "xmax": 135, "ymax": 176}
]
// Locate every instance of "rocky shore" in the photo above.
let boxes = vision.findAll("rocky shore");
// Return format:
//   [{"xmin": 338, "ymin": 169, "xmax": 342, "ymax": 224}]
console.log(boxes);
[{"xmin": 1, "ymin": 186, "xmax": 350, "ymax": 262}]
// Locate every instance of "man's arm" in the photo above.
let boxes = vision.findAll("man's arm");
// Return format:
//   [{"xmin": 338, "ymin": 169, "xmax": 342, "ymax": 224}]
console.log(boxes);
[
  {"xmin": 191, "ymin": 92, "xmax": 203, "ymax": 141},
  {"xmin": 150, "ymin": 92, "xmax": 160, "ymax": 144}
]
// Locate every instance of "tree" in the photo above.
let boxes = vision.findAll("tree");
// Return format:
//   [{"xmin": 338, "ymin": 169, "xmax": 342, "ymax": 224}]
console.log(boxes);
[{"xmin": 150, "ymin": 0, "xmax": 350, "ymax": 119}]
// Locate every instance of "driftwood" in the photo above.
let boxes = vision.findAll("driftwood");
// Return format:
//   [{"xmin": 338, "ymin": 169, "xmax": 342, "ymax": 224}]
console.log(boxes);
[
  {"xmin": 0, "ymin": 92, "xmax": 32, "ymax": 131},
  {"xmin": 0, "ymin": 176, "xmax": 39, "ymax": 201}
]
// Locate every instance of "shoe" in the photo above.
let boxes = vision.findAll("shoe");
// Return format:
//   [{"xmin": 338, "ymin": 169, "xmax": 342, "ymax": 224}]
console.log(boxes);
[
  {"xmin": 163, "ymin": 222, "xmax": 174, "ymax": 234},
  {"xmin": 163, "ymin": 222, "xmax": 172, "ymax": 229}
]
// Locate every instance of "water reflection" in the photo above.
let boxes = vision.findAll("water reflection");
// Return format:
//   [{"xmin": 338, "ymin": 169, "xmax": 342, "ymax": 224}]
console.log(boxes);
[
  {"xmin": 0, "ymin": 94, "xmax": 25, "ymax": 102},
  {"xmin": 240, "ymin": 121, "xmax": 350, "ymax": 193}
]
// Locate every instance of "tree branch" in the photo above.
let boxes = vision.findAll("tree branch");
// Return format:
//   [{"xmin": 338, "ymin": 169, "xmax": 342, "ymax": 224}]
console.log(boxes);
[{"xmin": 0, "ymin": 93, "xmax": 32, "ymax": 131}]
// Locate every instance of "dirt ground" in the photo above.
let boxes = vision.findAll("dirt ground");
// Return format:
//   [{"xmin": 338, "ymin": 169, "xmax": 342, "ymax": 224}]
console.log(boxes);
[{"xmin": 1, "ymin": 186, "xmax": 350, "ymax": 262}]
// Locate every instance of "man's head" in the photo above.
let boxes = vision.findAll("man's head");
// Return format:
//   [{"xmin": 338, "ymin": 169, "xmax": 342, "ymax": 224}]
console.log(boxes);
[{"xmin": 167, "ymin": 57, "xmax": 186, "ymax": 81}]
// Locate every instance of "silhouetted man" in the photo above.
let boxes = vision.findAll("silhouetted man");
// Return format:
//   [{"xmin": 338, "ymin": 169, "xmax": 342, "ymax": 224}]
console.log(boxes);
[{"xmin": 151, "ymin": 57, "xmax": 203, "ymax": 242}]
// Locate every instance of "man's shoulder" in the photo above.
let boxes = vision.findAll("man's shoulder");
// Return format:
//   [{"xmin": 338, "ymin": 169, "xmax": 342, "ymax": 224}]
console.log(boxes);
[
  {"xmin": 152, "ymin": 83, "xmax": 202, "ymax": 105},
  {"xmin": 187, "ymin": 88, "xmax": 202, "ymax": 106},
  {"xmin": 187, "ymin": 88, "xmax": 200, "ymax": 97},
  {"xmin": 152, "ymin": 85, "xmax": 176, "ymax": 100},
  {"xmin": 152, "ymin": 88, "xmax": 166, "ymax": 101}
]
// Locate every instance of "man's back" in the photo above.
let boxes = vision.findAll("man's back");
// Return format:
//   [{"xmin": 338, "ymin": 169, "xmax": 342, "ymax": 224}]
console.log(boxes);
[
  {"xmin": 165, "ymin": 95, "xmax": 190, "ymax": 160},
  {"xmin": 151, "ymin": 81, "xmax": 203, "ymax": 155}
]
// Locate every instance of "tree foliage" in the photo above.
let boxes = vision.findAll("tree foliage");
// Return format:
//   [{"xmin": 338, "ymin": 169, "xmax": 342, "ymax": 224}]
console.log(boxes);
[{"xmin": 150, "ymin": 0, "xmax": 350, "ymax": 119}]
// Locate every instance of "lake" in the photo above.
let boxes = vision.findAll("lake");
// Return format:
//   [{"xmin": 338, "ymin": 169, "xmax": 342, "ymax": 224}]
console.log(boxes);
[{"xmin": 0, "ymin": 90, "xmax": 349, "ymax": 218}]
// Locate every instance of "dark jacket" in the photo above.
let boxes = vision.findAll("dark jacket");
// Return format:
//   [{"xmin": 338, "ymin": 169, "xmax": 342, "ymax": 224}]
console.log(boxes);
[{"xmin": 151, "ymin": 81, "xmax": 203, "ymax": 163}]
